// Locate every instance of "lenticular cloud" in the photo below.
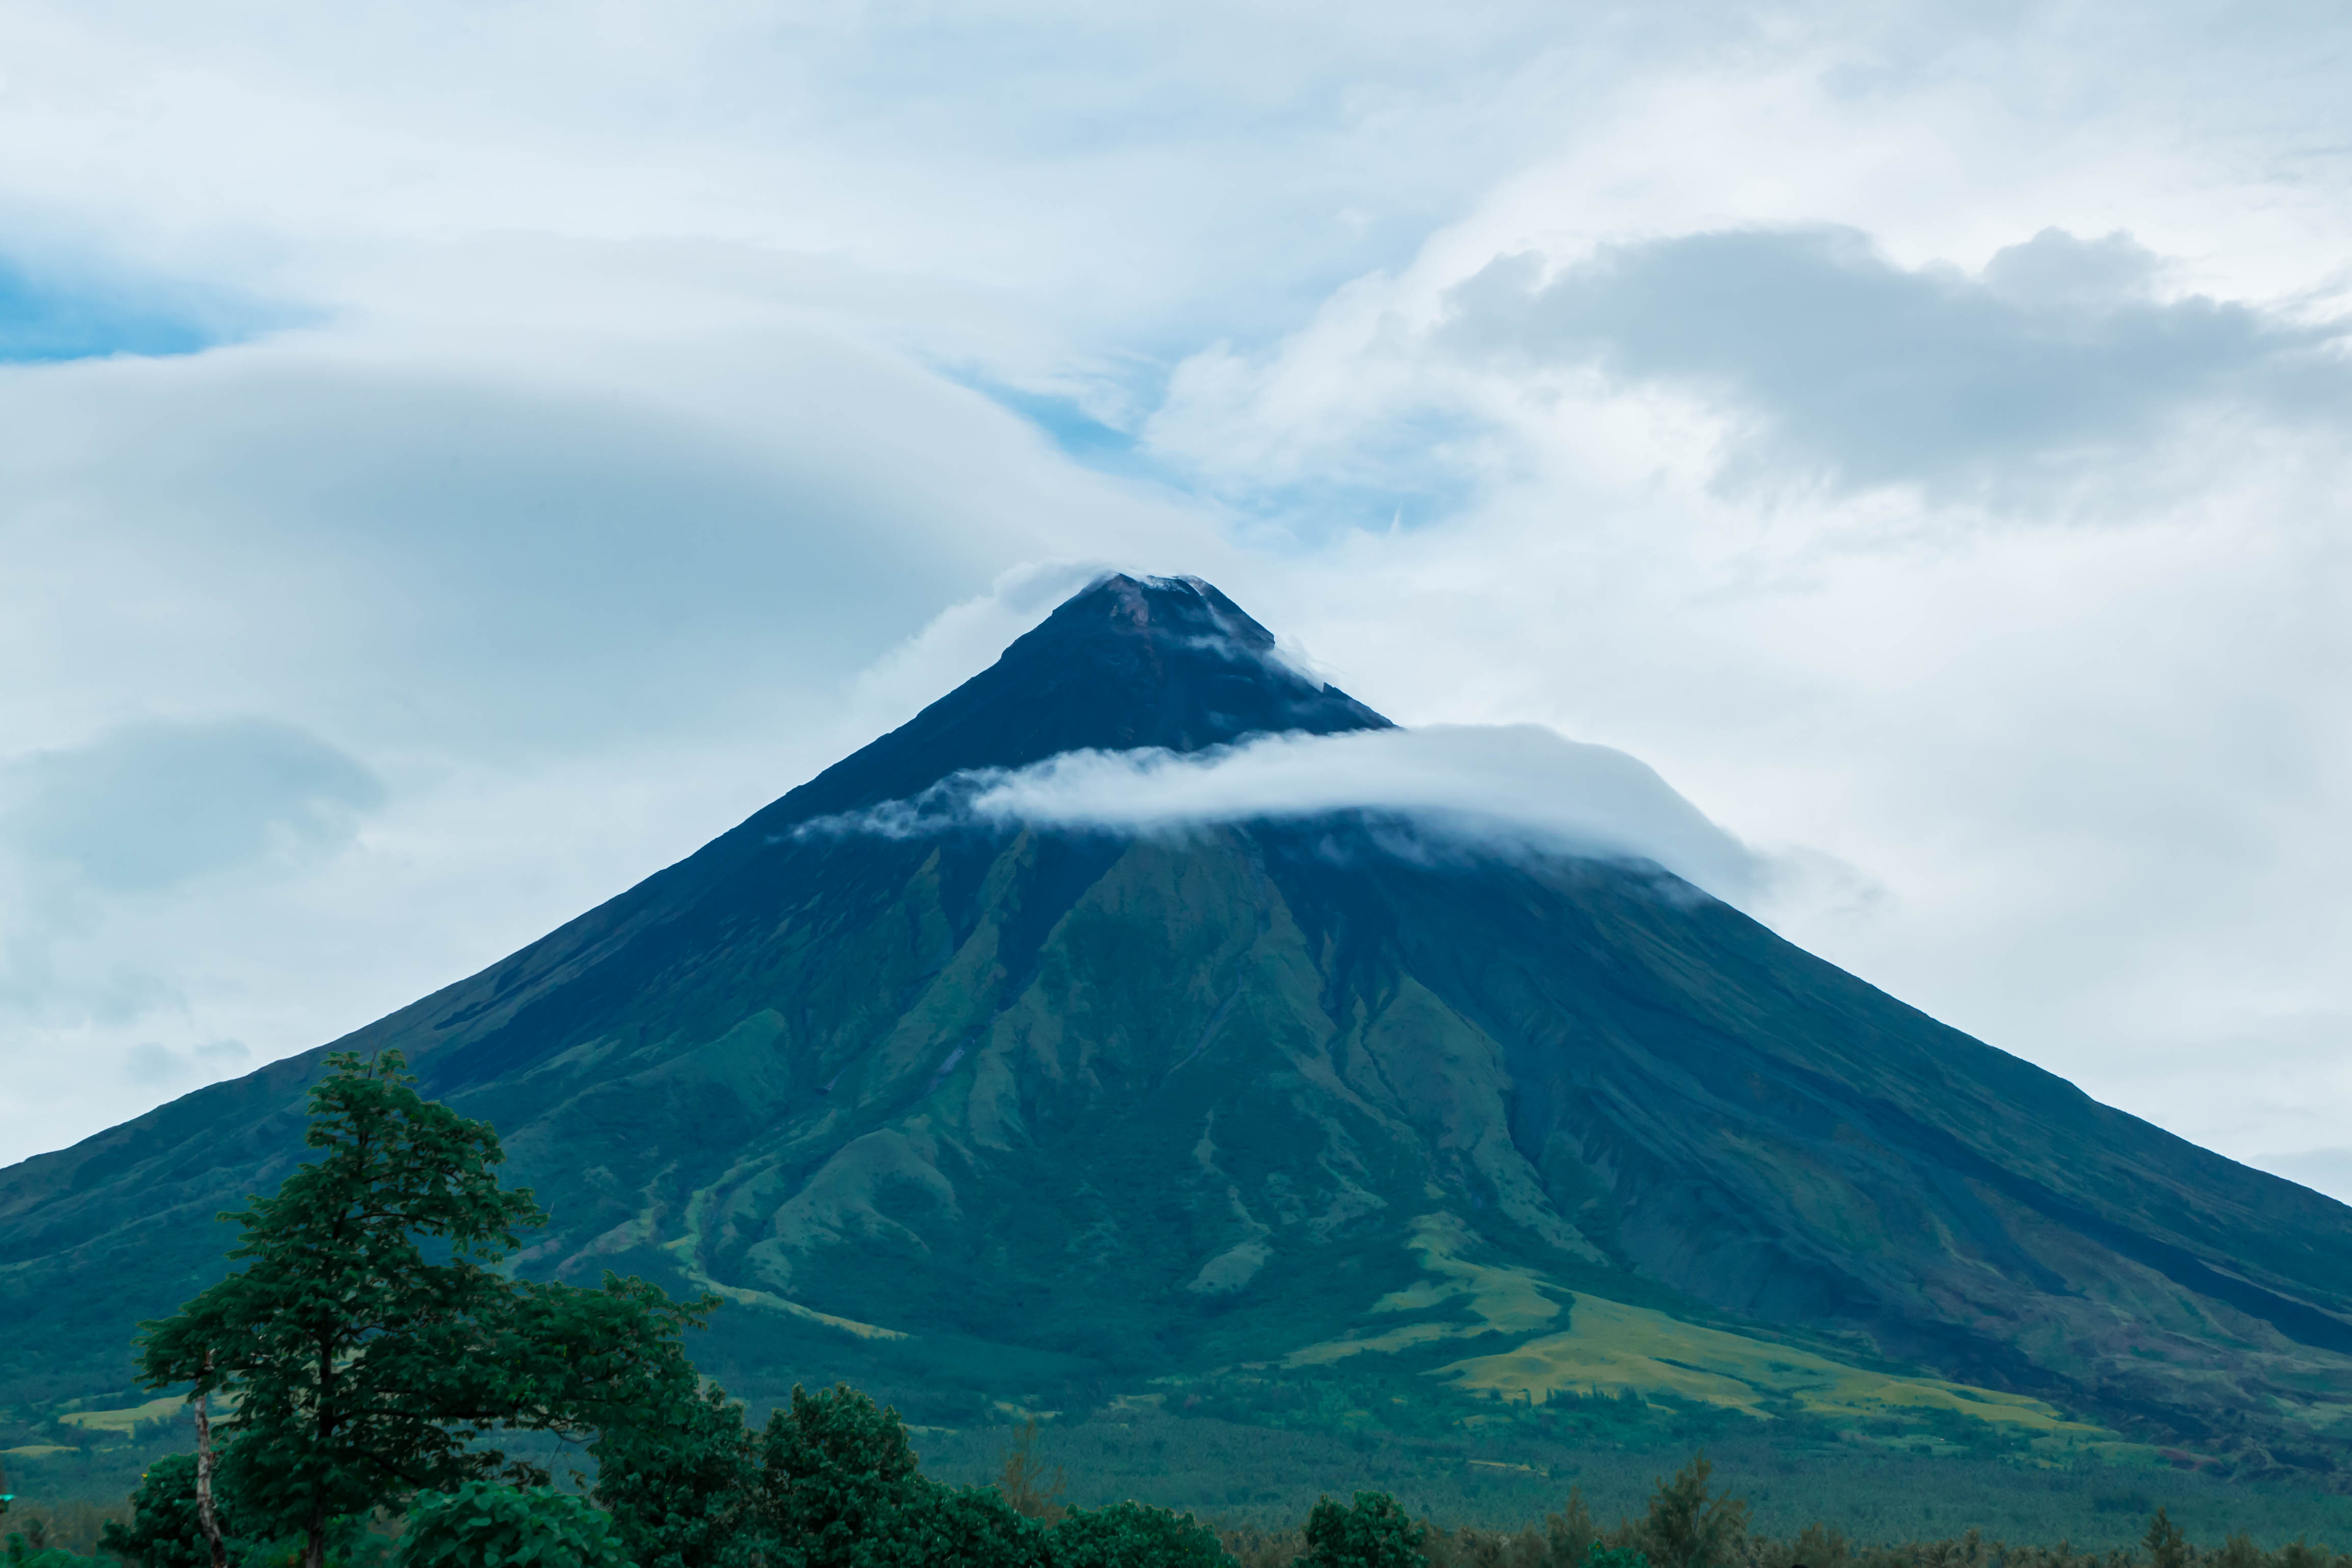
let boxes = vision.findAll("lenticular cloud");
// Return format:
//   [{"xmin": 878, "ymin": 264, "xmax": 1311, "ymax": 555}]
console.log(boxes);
[{"xmin": 805, "ymin": 724, "xmax": 1763, "ymax": 906}]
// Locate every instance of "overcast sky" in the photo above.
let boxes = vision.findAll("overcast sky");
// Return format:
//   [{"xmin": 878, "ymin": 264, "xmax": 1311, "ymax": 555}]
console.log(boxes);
[{"xmin": 2, "ymin": 0, "xmax": 2348, "ymax": 1195}]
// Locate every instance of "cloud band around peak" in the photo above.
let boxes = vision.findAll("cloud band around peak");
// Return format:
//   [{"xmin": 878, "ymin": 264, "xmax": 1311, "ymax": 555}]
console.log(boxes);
[{"xmin": 797, "ymin": 723, "xmax": 1763, "ymax": 906}]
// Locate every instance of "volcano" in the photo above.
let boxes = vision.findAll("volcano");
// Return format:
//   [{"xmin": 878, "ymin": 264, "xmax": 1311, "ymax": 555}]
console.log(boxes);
[{"xmin": 7, "ymin": 574, "xmax": 2352, "ymax": 1478}]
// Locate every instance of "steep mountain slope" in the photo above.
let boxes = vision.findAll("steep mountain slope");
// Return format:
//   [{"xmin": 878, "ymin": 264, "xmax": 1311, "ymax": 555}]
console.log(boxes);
[{"xmin": 6, "ymin": 575, "xmax": 2351, "ymax": 1477}]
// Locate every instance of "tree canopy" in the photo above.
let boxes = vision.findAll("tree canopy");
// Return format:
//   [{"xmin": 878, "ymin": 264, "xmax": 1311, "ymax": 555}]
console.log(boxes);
[{"xmin": 135, "ymin": 1051, "xmax": 709, "ymax": 1568}]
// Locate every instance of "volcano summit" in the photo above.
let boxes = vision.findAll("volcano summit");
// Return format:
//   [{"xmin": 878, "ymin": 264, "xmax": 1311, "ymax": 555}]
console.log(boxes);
[{"xmin": 6, "ymin": 574, "xmax": 2352, "ymax": 1478}]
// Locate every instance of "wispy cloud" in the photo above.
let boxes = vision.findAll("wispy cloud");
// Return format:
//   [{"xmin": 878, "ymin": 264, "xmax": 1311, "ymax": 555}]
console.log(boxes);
[{"xmin": 801, "ymin": 724, "xmax": 1765, "ymax": 905}]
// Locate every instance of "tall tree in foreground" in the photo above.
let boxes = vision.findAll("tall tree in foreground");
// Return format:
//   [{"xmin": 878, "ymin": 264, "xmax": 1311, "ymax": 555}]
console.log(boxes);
[{"xmin": 137, "ymin": 1050, "xmax": 709, "ymax": 1568}]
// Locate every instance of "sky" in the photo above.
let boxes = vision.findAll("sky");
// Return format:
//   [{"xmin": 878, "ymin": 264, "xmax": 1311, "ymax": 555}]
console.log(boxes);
[{"xmin": 2, "ymin": 0, "xmax": 2348, "ymax": 1193}]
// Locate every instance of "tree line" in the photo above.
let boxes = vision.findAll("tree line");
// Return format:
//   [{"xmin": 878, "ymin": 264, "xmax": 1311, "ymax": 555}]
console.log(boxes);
[{"xmin": 3, "ymin": 1052, "xmax": 2349, "ymax": 1568}]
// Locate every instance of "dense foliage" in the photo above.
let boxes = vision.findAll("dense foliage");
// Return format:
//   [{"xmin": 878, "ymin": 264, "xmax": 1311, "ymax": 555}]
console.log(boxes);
[
  {"xmin": 82, "ymin": 1421, "xmax": 2352, "ymax": 1568},
  {"xmin": 133, "ymin": 1052, "xmax": 711, "ymax": 1568},
  {"xmin": 98, "ymin": 1458, "xmax": 240, "ymax": 1568},
  {"xmin": 588, "ymin": 1376, "xmax": 1226, "ymax": 1568},
  {"xmin": 588, "ymin": 1383, "xmax": 761, "ymax": 1568},
  {"xmin": 392, "ymin": 1482, "xmax": 626, "ymax": 1568},
  {"xmin": 1300, "ymin": 1494, "xmax": 1424, "ymax": 1568},
  {"xmin": 1053, "ymin": 1501, "xmax": 1233, "ymax": 1568}
]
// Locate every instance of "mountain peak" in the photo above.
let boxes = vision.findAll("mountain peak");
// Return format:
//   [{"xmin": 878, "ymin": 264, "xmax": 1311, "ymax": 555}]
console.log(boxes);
[
  {"xmin": 1065, "ymin": 572, "xmax": 1278, "ymax": 648},
  {"xmin": 749, "ymin": 574, "xmax": 1392, "ymax": 829}
]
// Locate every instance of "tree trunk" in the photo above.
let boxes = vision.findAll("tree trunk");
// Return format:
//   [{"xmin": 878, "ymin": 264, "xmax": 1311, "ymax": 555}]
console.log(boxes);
[
  {"xmin": 304, "ymin": 1507, "xmax": 328, "ymax": 1568},
  {"xmin": 193, "ymin": 1351, "xmax": 227, "ymax": 1568}
]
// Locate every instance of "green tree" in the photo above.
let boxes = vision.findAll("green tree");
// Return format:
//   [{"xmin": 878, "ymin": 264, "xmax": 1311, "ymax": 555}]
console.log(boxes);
[
  {"xmin": 98, "ymin": 1456, "xmax": 248, "ymax": 1568},
  {"xmin": 865, "ymin": 1486, "xmax": 1045, "ymax": 1568},
  {"xmin": 1587, "ymin": 1552, "xmax": 1651, "ymax": 1568},
  {"xmin": 1626, "ymin": 1456, "xmax": 1745, "ymax": 1568},
  {"xmin": 1049, "ymin": 1501, "xmax": 1233, "ymax": 1568},
  {"xmin": 393, "ymin": 1483, "xmax": 625, "ymax": 1568},
  {"xmin": 136, "ymin": 1051, "xmax": 709, "ymax": 1568},
  {"xmin": 591, "ymin": 1381, "xmax": 762, "ymax": 1568},
  {"xmin": 1300, "ymin": 1493, "xmax": 1424, "ymax": 1568},
  {"xmin": 757, "ymin": 1384, "xmax": 924, "ymax": 1568},
  {"xmin": 600, "ymin": 1377, "xmax": 1059, "ymax": 1568},
  {"xmin": 6, "ymin": 1538, "xmax": 109, "ymax": 1568}
]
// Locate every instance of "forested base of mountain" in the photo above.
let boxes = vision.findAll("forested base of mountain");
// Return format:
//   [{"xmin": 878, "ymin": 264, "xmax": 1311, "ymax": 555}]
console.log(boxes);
[
  {"xmin": 16, "ymin": 1400, "xmax": 2352, "ymax": 1557},
  {"xmin": 15, "ymin": 1429, "xmax": 2352, "ymax": 1568},
  {"xmin": 12, "ymin": 1331, "xmax": 2351, "ymax": 1552},
  {"xmin": 915, "ymin": 1416, "xmax": 2352, "ymax": 1547}
]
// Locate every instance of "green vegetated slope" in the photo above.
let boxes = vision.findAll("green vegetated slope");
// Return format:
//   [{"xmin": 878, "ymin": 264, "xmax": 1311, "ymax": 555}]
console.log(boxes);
[{"xmin": 7, "ymin": 574, "xmax": 2352, "ymax": 1509}]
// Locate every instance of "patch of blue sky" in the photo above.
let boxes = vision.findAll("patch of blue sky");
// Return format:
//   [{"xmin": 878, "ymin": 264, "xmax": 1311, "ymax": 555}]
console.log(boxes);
[
  {"xmin": 972, "ymin": 369, "xmax": 1486, "ymax": 547},
  {"xmin": 1218, "ymin": 464, "xmax": 1486, "ymax": 553},
  {"xmin": 957, "ymin": 368, "xmax": 1204, "ymax": 500},
  {"xmin": 1218, "ymin": 401, "xmax": 1494, "ymax": 548},
  {"xmin": 0, "ymin": 254, "xmax": 270, "ymax": 364},
  {"xmin": 982, "ymin": 380, "xmax": 1144, "ymax": 464}
]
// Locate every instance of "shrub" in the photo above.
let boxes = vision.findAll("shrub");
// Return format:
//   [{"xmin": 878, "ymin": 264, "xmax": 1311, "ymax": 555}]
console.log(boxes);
[
  {"xmin": 98, "ymin": 1456, "xmax": 213, "ymax": 1568},
  {"xmin": 594, "ymin": 1381, "xmax": 759, "ymax": 1568},
  {"xmin": 5, "ymin": 1538, "xmax": 109, "ymax": 1568},
  {"xmin": 1588, "ymin": 1551, "xmax": 1651, "ymax": 1568},
  {"xmin": 759, "ymin": 1383, "xmax": 924, "ymax": 1568},
  {"xmin": 1300, "ymin": 1493, "xmax": 1424, "ymax": 1568},
  {"xmin": 391, "ymin": 1484, "xmax": 624, "ymax": 1568},
  {"xmin": 1625, "ymin": 1455, "xmax": 1744, "ymax": 1568},
  {"xmin": 865, "ymin": 1485, "xmax": 1046, "ymax": 1568},
  {"xmin": 1051, "ymin": 1501, "xmax": 1234, "ymax": 1568},
  {"xmin": 1546, "ymin": 1488, "xmax": 1600, "ymax": 1568}
]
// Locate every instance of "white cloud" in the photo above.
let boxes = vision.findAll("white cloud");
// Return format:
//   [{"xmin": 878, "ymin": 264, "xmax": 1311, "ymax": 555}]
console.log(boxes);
[
  {"xmin": 0, "ymin": 316, "xmax": 1216, "ymax": 752},
  {"xmin": 1438, "ymin": 225, "xmax": 2347, "ymax": 496},
  {"xmin": 0, "ymin": 287, "xmax": 1226, "ymax": 1163},
  {"xmin": 804, "ymin": 724, "xmax": 1767, "ymax": 905}
]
